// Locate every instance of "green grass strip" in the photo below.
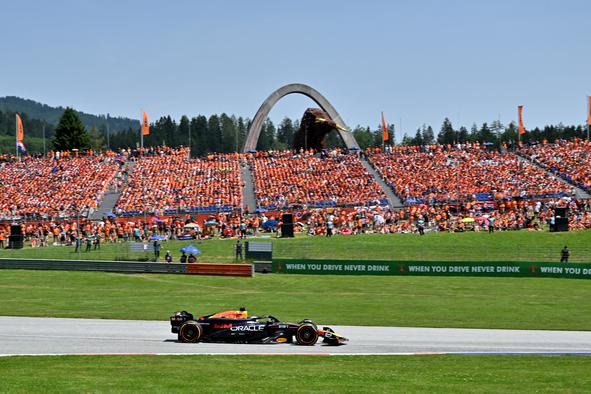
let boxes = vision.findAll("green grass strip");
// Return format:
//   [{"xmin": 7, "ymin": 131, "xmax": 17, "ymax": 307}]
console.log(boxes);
[
  {"xmin": 0, "ymin": 355, "xmax": 589, "ymax": 393},
  {"xmin": 1, "ymin": 270, "xmax": 590, "ymax": 330},
  {"xmin": 1, "ymin": 231, "xmax": 590, "ymax": 263}
]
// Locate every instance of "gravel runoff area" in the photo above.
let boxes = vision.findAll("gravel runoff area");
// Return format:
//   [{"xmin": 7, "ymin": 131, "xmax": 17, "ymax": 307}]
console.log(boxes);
[{"xmin": 1, "ymin": 316, "xmax": 591, "ymax": 356}]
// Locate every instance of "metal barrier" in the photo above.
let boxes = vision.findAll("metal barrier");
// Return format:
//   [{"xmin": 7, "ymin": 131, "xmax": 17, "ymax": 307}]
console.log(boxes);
[{"xmin": 0, "ymin": 258, "xmax": 252, "ymax": 277}]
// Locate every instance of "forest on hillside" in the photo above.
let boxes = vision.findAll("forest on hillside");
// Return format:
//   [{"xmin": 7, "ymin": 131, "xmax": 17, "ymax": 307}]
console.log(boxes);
[{"xmin": 0, "ymin": 97, "xmax": 588, "ymax": 156}]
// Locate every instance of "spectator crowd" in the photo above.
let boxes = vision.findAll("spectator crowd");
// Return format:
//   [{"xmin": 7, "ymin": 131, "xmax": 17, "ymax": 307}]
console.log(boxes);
[
  {"xmin": 366, "ymin": 144, "xmax": 572, "ymax": 205},
  {"xmin": 249, "ymin": 149, "xmax": 386, "ymax": 209},
  {"xmin": 1, "ymin": 141, "xmax": 591, "ymax": 245},
  {"xmin": 518, "ymin": 139, "xmax": 591, "ymax": 192},
  {"xmin": 0, "ymin": 155, "xmax": 121, "ymax": 220},
  {"xmin": 114, "ymin": 147, "xmax": 243, "ymax": 215}
]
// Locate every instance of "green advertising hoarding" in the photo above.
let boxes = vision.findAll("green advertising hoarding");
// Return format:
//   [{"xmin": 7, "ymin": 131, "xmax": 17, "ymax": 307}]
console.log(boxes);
[{"xmin": 272, "ymin": 259, "xmax": 591, "ymax": 279}]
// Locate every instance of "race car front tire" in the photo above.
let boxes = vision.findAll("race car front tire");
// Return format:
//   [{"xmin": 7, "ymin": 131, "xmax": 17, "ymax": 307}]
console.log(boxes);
[
  {"xmin": 295, "ymin": 324, "xmax": 319, "ymax": 346},
  {"xmin": 178, "ymin": 321, "xmax": 203, "ymax": 343}
]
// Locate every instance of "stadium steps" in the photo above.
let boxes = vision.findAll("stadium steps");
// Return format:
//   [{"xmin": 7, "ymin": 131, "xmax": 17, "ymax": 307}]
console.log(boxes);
[
  {"xmin": 89, "ymin": 160, "xmax": 136, "ymax": 220},
  {"xmin": 359, "ymin": 158, "xmax": 404, "ymax": 208},
  {"xmin": 515, "ymin": 153, "xmax": 591, "ymax": 200},
  {"xmin": 240, "ymin": 164, "xmax": 257, "ymax": 213}
]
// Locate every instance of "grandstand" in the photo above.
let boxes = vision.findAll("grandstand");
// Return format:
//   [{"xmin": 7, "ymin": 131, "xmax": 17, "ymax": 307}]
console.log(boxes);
[
  {"xmin": 518, "ymin": 139, "xmax": 591, "ymax": 195},
  {"xmin": 113, "ymin": 148, "xmax": 242, "ymax": 216},
  {"xmin": 1, "ymin": 141, "xmax": 591, "ymax": 244},
  {"xmin": 0, "ymin": 155, "xmax": 121, "ymax": 221},
  {"xmin": 249, "ymin": 149, "xmax": 387, "ymax": 210},
  {"xmin": 365, "ymin": 144, "xmax": 573, "ymax": 205}
]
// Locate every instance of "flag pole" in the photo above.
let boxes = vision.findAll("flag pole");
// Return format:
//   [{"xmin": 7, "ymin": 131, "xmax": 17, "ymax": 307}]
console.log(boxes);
[
  {"xmin": 15, "ymin": 114, "xmax": 18, "ymax": 160},
  {"xmin": 587, "ymin": 96, "xmax": 590, "ymax": 141},
  {"xmin": 517, "ymin": 105, "xmax": 523, "ymax": 145},
  {"xmin": 140, "ymin": 110, "xmax": 144, "ymax": 150},
  {"xmin": 381, "ymin": 111, "xmax": 388, "ymax": 150}
]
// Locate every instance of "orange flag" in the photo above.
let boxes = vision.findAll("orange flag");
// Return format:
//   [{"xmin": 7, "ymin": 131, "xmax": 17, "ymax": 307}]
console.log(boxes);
[
  {"xmin": 141, "ymin": 111, "xmax": 150, "ymax": 136},
  {"xmin": 381, "ymin": 112, "xmax": 389, "ymax": 143},
  {"xmin": 518, "ymin": 105, "xmax": 525, "ymax": 135},
  {"xmin": 16, "ymin": 114, "xmax": 24, "ymax": 142},
  {"xmin": 587, "ymin": 96, "xmax": 591, "ymax": 126}
]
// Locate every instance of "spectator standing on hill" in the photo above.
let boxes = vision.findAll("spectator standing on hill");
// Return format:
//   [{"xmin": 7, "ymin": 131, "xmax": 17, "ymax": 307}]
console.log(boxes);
[
  {"xmin": 488, "ymin": 216, "xmax": 495, "ymax": 233},
  {"xmin": 561, "ymin": 246, "xmax": 570, "ymax": 263},
  {"xmin": 85, "ymin": 237, "xmax": 92, "ymax": 252},
  {"xmin": 417, "ymin": 217, "xmax": 425, "ymax": 235},
  {"xmin": 153, "ymin": 240, "xmax": 161, "ymax": 261},
  {"xmin": 165, "ymin": 251, "xmax": 173, "ymax": 263},
  {"xmin": 235, "ymin": 240, "xmax": 243, "ymax": 260},
  {"xmin": 239, "ymin": 221, "xmax": 247, "ymax": 239},
  {"xmin": 180, "ymin": 252, "xmax": 187, "ymax": 264},
  {"xmin": 94, "ymin": 233, "xmax": 100, "ymax": 250},
  {"xmin": 74, "ymin": 236, "xmax": 81, "ymax": 253},
  {"xmin": 0, "ymin": 231, "xmax": 5, "ymax": 249},
  {"xmin": 188, "ymin": 253, "xmax": 196, "ymax": 263}
]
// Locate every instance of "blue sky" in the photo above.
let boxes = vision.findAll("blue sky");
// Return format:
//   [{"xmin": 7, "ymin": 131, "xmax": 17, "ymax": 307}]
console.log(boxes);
[{"xmin": 0, "ymin": 0, "xmax": 589, "ymax": 141}]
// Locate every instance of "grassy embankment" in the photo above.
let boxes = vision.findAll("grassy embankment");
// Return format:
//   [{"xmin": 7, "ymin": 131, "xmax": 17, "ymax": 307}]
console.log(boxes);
[
  {"xmin": 1, "ymin": 230, "xmax": 590, "ymax": 262},
  {"xmin": 1, "ymin": 269, "xmax": 590, "ymax": 330}
]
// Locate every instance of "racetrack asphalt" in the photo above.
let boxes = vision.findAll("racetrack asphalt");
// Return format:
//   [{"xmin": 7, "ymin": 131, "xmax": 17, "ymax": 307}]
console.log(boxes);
[{"xmin": 1, "ymin": 316, "xmax": 591, "ymax": 356}]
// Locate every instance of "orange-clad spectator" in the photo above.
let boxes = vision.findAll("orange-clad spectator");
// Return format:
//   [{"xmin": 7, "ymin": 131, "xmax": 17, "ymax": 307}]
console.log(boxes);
[
  {"xmin": 366, "ymin": 144, "xmax": 570, "ymax": 204},
  {"xmin": 249, "ymin": 149, "xmax": 386, "ymax": 208},
  {"xmin": 0, "ymin": 155, "xmax": 120, "ymax": 219},
  {"xmin": 114, "ymin": 148, "xmax": 242, "ymax": 215},
  {"xmin": 519, "ymin": 139, "xmax": 591, "ymax": 192}
]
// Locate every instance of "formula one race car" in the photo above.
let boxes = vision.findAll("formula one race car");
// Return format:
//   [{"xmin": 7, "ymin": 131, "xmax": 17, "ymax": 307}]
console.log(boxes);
[{"xmin": 170, "ymin": 308, "xmax": 348, "ymax": 346}]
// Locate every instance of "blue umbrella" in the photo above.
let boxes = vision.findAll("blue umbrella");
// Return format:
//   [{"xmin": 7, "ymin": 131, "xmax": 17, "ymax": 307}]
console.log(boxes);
[
  {"xmin": 262, "ymin": 219, "xmax": 279, "ymax": 230},
  {"xmin": 150, "ymin": 234, "xmax": 166, "ymax": 240},
  {"xmin": 103, "ymin": 212, "xmax": 116, "ymax": 218},
  {"xmin": 247, "ymin": 149, "xmax": 257, "ymax": 153},
  {"xmin": 348, "ymin": 146, "xmax": 361, "ymax": 151},
  {"xmin": 180, "ymin": 245, "xmax": 201, "ymax": 255},
  {"xmin": 254, "ymin": 208, "xmax": 268, "ymax": 213}
]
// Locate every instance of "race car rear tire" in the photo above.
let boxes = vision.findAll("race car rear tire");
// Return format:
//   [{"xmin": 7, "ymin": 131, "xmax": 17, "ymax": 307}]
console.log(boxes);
[
  {"xmin": 295, "ymin": 324, "xmax": 318, "ymax": 346},
  {"xmin": 178, "ymin": 321, "xmax": 203, "ymax": 343}
]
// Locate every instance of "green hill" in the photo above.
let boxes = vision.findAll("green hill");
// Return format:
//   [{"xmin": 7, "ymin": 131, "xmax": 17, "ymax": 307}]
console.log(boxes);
[{"xmin": 0, "ymin": 96, "xmax": 139, "ymax": 132}]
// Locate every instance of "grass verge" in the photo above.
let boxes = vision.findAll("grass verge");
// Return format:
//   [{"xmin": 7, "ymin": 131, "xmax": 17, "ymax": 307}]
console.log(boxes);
[
  {"xmin": 1, "ymin": 270, "xmax": 590, "ymax": 330},
  {"xmin": 0, "ymin": 355, "xmax": 589, "ymax": 393},
  {"xmin": 0, "ymin": 231, "xmax": 590, "ymax": 262}
]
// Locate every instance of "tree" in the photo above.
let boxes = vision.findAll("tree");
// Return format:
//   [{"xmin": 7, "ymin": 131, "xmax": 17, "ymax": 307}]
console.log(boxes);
[
  {"xmin": 277, "ymin": 117, "xmax": 295, "ymax": 147},
  {"xmin": 52, "ymin": 107, "xmax": 91, "ymax": 151},
  {"xmin": 178, "ymin": 115, "xmax": 190, "ymax": 149},
  {"xmin": 490, "ymin": 119, "xmax": 504, "ymax": 139},
  {"xmin": 207, "ymin": 115, "xmax": 221, "ymax": 152},
  {"xmin": 468, "ymin": 123, "xmax": 479, "ymax": 142},
  {"xmin": 412, "ymin": 128, "xmax": 424, "ymax": 146},
  {"xmin": 191, "ymin": 115, "xmax": 208, "ymax": 156},
  {"xmin": 257, "ymin": 119, "xmax": 276, "ymax": 151},
  {"xmin": 458, "ymin": 126, "xmax": 469, "ymax": 143},
  {"xmin": 220, "ymin": 113, "xmax": 236, "ymax": 153},
  {"xmin": 401, "ymin": 133, "xmax": 413, "ymax": 146},
  {"xmin": 387, "ymin": 124, "xmax": 397, "ymax": 145},
  {"xmin": 437, "ymin": 118, "xmax": 455, "ymax": 145},
  {"xmin": 478, "ymin": 122, "xmax": 496, "ymax": 144},
  {"xmin": 422, "ymin": 125, "xmax": 435, "ymax": 145},
  {"xmin": 88, "ymin": 125, "xmax": 106, "ymax": 150},
  {"xmin": 236, "ymin": 117, "xmax": 247, "ymax": 152},
  {"xmin": 352, "ymin": 126, "xmax": 374, "ymax": 149}
]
